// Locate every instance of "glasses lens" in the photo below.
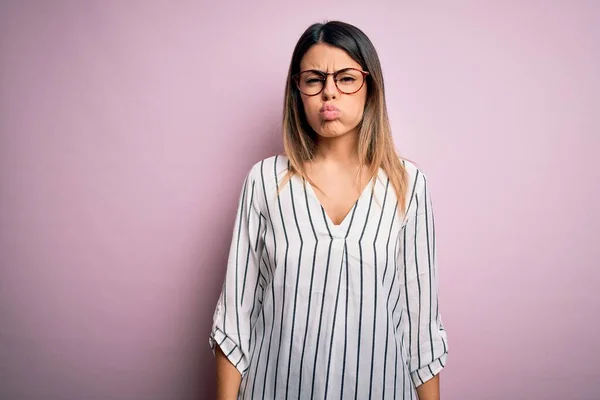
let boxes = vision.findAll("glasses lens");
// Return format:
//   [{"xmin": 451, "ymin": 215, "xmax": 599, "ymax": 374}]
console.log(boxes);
[
  {"xmin": 297, "ymin": 71, "xmax": 325, "ymax": 95},
  {"xmin": 335, "ymin": 69, "xmax": 364, "ymax": 94}
]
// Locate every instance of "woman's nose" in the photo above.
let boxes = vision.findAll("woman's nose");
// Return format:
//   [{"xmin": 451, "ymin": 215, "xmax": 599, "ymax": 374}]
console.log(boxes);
[{"xmin": 322, "ymin": 75, "xmax": 338, "ymax": 99}]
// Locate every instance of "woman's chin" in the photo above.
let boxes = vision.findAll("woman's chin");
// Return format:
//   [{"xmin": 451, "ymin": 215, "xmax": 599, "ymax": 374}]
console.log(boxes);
[{"xmin": 315, "ymin": 128, "xmax": 351, "ymax": 139}]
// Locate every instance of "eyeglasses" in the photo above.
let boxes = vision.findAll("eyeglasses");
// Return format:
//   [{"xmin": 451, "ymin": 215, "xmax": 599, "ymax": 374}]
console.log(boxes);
[{"xmin": 292, "ymin": 67, "xmax": 369, "ymax": 96}]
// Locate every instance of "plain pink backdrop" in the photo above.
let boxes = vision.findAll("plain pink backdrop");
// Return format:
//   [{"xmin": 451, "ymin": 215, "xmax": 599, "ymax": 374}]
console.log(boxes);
[{"xmin": 1, "ymin": 1, "xmax": 598, "ymax": 399}]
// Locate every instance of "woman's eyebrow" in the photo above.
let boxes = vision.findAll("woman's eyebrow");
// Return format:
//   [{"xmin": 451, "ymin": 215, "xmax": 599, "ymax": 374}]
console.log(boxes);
[{"xmin": 304, "ymin": 67, "xmax": 354, "ymax": 73}]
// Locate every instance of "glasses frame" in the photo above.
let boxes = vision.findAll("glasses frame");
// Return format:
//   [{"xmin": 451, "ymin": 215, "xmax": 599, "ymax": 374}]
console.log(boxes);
[{"xmin": 292, "ymin": 67, "xmax": 370, "ymax": 96}]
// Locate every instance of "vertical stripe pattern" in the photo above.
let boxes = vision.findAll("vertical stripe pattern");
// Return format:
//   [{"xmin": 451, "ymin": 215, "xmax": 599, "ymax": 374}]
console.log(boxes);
[{"xmin": 209, "ymin": 155, "xmax": 449, "ymax": 399}]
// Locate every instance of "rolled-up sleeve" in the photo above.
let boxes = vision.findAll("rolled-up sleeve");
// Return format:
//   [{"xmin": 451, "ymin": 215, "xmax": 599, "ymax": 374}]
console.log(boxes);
[
  {"xmin": 399, "ymin": 171, "xmax": 449, "ymax": 387},
  {"xmin": 209, "ymin": 168, "xmax": 267, "ymax": 377}
]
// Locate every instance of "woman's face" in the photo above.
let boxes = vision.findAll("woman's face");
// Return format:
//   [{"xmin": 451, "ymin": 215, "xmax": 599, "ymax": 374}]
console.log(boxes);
[{"xmin": 298, "ymin": 43, "xmax": 368, "ymax": 140}]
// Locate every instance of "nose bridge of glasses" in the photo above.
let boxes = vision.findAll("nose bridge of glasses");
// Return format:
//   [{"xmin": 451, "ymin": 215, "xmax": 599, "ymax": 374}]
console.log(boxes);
[{"xmin": 322, "ymin": 72, "xmax": 338, "ymax": 92}]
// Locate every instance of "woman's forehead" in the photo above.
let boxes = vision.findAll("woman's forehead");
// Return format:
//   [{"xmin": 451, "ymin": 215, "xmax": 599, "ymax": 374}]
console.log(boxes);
[{"xmin": 299, "ymin": 43, "xmax": 361, "ymax": 71}]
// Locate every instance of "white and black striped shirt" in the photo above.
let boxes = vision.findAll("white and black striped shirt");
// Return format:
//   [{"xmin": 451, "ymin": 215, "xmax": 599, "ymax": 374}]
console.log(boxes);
[{"xmin": 209, "ymin": 154, "xmax": 448, "ymax": 399}]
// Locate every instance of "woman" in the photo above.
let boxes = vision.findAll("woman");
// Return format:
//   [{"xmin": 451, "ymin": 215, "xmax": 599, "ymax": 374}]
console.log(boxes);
[{"xmin": 209, "ymin": 20, "xmax": 449, "ymax": 399}]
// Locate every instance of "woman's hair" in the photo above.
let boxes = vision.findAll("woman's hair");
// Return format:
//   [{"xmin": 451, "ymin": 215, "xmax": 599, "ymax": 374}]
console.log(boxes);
[{"xmin": 279, "ymin": 20, "xmax": 409, "ymax": 217}]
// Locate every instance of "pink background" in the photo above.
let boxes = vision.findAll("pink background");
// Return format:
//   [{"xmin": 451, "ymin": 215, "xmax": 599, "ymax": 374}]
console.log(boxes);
[{"xmin": 1, "ymin": 1, "xmax": 598, "ymax": 399}]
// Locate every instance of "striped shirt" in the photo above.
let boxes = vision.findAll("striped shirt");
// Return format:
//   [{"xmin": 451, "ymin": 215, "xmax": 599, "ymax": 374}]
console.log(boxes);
[{"xmin": 209, "ymin": 154, "xmax": 449, "ymax": 399}]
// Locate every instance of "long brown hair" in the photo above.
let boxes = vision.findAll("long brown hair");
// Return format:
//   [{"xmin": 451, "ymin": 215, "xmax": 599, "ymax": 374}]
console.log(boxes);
[{"xmin": 278, "ymin": 20, "xmax": 409, "ymax": 217}]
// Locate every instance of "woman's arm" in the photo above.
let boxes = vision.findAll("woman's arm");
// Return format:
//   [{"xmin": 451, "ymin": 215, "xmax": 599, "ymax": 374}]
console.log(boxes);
[
  {"xmin": 209, "ymin": 166, "xmax": 267, "ymax": 400},
  {"xmin": 399, "ymin": 167, "xmax": 449, "ymax": 395},
  {"xmin": 416, "ymin": 373, "xmax": 440, "ymax": 400},
  {"xmin": 215, "ymin": 345, "xmax": 242, "ymax": 400}
]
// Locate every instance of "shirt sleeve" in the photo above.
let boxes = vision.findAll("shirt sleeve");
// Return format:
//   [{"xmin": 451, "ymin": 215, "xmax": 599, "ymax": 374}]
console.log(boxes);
[
  {"xmin": 209, "ymin": 168, "xmax": 267, "ymax": 377},
  {"xmin": 399, "ymin": 171, "xmax": 449, "ymax": 387}
]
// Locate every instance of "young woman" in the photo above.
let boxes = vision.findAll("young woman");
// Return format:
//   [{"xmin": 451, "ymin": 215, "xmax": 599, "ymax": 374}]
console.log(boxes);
[{"xmin": 209, "ymin": 20, "xmax": 449, "ymax": 400}]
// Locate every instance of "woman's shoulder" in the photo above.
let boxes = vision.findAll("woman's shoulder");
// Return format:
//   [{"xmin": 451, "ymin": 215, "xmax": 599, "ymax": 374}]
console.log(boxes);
[
  {"xmin": 245, "ymin": 153, "xmax": 289, "ymax": 182},
  {"xmin": 398, "ymin": 156, "xmax": 431, "ymax": 194}
]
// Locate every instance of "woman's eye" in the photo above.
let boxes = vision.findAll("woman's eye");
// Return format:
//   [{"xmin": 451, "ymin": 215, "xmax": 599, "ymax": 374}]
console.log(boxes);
[
  {"xmin": 339, "ymin": 76, "xmax": 356, "ymax": 83},
  {"xmin": 305, "ymin": 78, "xmax": 323, "ymax": 85}
]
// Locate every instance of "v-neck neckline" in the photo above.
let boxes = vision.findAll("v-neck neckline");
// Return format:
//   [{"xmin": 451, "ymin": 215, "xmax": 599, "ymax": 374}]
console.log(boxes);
[{"xmin": 299, "ymin": 170, "xmax": 378, "ymax": 237}]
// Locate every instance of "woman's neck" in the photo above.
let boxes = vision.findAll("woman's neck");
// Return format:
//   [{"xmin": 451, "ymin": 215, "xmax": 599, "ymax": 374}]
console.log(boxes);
[{"xmin": 312, "ymin": 131, "xmax": 360, "ymax": 167}]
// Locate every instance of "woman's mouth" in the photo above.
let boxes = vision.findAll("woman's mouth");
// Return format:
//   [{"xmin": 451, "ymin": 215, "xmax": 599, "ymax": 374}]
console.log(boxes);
[{"xmin": 320, "ymin": 104, "xmax": 341, "ymax": 121}]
